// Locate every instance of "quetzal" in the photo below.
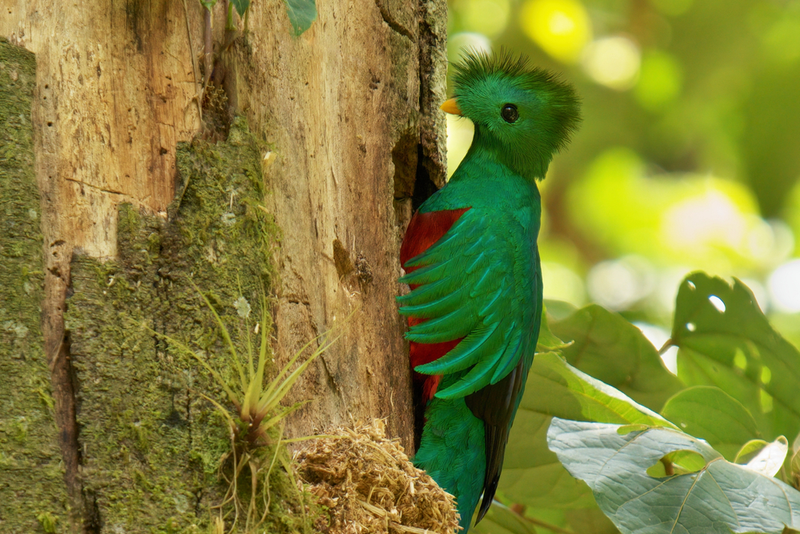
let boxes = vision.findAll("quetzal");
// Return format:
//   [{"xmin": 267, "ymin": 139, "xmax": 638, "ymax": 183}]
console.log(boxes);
[{"xmin": 397, "ymin": 50, "xmax": 580, "ymax": 532}]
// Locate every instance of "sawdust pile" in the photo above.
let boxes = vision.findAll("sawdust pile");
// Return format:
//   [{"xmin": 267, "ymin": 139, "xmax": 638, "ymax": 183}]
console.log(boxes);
[{"xmin": 295, "ymin": 420, "xmax": 461, "ymax": 534}]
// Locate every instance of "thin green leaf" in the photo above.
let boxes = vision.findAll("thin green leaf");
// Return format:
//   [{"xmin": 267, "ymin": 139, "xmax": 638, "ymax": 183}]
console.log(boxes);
[
  {"xmin": 142, "ymin": 322, "xmax": 239, "ymax": 407},
  {"xmin": 256, "ymin": 295, "xmax": 270, "ymax": 392},
  {"xmin": 243, "ymin": 305, "xmax": 269, "ymax": 419},
  {"xmin": 521, "ymin": 353, "xmax": 676, "ymax": 428},
  {"xmin": 196, "ymin": 390, "xmax": 237, "ymax": 430},
  {"xmin": 258, "ymin": 401, "xmax": 311, "ymax": 432},
  {"xmin": 256, "ymin": 336, "xmax": 336, "ymax": 416},
  {"xmin": 255, "ymin": 334, "xmax": 324, "ymax": 415},
  {"xmin": 190, "ymin": 280, "xmax": 249, "ymax": 394},
  {"xmin": 240, "ymin": 295, "xmax": 267, "ymax": 420},
  {"xmin": 660, "ymin": 449, "xmax": 707, "ymax": 474},
  {"xmin": 537, "ymin": 306, "xmax": 571, "ymax": 352},
  {"xmin": 617, "ymin": 424, "xmax": 650, "ymax": 435},
  {"xmin": 257, "ymin": 329, "xmax": 326, "ymax": 411},
  {"xmin": 255, "ymin": 308, "xmax": 354, "ymax": 421},
  {"xmin": 242, "ymin": 375, "xmax": 261, "ymax": 420}
]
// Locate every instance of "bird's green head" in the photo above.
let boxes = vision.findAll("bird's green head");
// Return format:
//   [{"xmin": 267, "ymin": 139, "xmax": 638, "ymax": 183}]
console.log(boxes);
[{"xmin": 445, "ymin": 50, "xmax": 581, "ymax": 180}]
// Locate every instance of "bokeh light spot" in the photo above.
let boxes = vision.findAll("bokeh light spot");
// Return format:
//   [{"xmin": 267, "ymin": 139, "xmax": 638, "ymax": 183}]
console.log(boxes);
[
  {"xmin": 520, "ymin": 0, "xmax": 591, "ymax": 63},
  {"xmin": 446, "ymin": 114, "xmax": 475, "ymax": 178},
  {"xmin": 760, "ymin": 389, "xmax": 773, "ymax": 413},
  {"xmin": 662, "ymin": 190, "xmax": 747, "ymax": 253},
  {"xmin": 587, "ymin": 256, "xmax": 654, "ymax": 311},
  {"xmin": 542, "ymin": 261, "xmax": 586, "ymax": 306},
  {"xmin": 549, "ymin": 11, "xmax": 575, "ymax": 34},
  {"xmin": 456, "ymin": 0, "xmax": 511, "ymax": 38},
  {"xmin": 768, "ymin": 259, "xmax": 800, "ymax": 313},
  {"xmin": 635, "ymin": 50, "xmax": 682, "ymax": 110},
  {"xmin": 447, "ymin": 32, "xmax": 492, "ymax": 66},
  {"xmin": 746, "ymin": 219, "xmax": 794, "ymax": 264},
  {"xmin": 734, "ymin": 350, "xmax": 747, "ymax": 370},
  {"xmin": 761, "ymin": 16, "xmax": 800, "ymax": 64},
  {"xmin": 761, "ymin": 366, "xmax": 771, "ymax": 385},
  {"xmin": 582, "ymin": 36, "xmax": 641, "ymax": 90},
  {"xmin": 634, "ymin": 322, "xmax": 677, "ymax": 374},
  {"xmin": 783, "ymin": 180, "xmax": 800, "ymax": 257}
]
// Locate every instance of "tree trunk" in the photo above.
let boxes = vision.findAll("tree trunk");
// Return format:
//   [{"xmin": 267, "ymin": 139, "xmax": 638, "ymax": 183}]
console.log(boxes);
[{"xmin": 0, "ymin": 0, "xmax": 446, "ymax": 530}]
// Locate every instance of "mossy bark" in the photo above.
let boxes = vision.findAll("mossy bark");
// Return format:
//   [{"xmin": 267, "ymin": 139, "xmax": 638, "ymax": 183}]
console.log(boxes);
[
  {"xmin": 65, "ymin": 118, "xmax": 295, "ymax": 532},
  {"xmin": 0, "ymin": 37, "xmax": 70, "ymax": 534},
  {"xmin": 1, "ymin": 0, "xmax": 447, "ymax": 529},
  {"xmin": 212, "ymin": 0, "xmax": 448, "ymax": 448}
]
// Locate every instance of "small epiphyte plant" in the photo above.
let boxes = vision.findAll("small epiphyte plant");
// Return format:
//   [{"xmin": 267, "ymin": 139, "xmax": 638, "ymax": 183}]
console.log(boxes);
[{"xmin": 151, "ymin": 281, "xmax": 341, "ymax": 531}]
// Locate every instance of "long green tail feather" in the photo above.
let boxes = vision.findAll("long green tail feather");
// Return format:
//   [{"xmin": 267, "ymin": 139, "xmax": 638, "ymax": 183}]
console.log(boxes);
[{"xmin": 413, "ymin": 374, "xmax": 486, "ymax": 533}]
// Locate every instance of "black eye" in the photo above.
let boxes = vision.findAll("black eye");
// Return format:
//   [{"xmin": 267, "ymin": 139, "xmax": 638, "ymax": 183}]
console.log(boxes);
[{"xmin": 501, "ymin": 104, "xmax": 519, "ymax": 123}]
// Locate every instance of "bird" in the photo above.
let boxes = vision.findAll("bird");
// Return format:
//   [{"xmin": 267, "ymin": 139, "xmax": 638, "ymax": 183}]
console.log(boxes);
[{"xmin": 397, "ymin": 49, "xmax": 581, "ymax": 532}]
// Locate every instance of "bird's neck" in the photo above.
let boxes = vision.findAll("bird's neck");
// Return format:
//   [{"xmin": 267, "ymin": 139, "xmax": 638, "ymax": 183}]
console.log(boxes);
[{"xmin": 462, "ymin": 124, "xmax": 552, "ymax": 181}]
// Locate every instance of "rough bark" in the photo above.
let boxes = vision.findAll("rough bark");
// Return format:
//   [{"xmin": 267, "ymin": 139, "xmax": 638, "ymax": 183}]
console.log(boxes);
[
  {"xmin": 64, "ymin": 122, "xmax": 282, "ymax": 532},
  {"xmin": 0, "ymin": 38, "xmax": 70, "ymax": 534},
  {"xmin": 1, "ymin": 0, "xmax": 446, "ymax": 530},
  {"xmin": 219, "ymin": 0, "xmax": 448, "ymax": 443}
]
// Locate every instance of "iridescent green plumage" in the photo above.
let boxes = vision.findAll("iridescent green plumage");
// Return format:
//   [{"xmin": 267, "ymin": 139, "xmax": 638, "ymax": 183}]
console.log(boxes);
[{"xmin": 398, "ymin": 50, "xmax": 580, "ymax": 532}]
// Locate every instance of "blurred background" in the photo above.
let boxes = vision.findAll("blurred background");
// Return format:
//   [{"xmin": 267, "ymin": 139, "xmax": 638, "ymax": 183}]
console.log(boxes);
[{"xmin": 444, "ymin": 0, "xmax": 800, "ymax": 369}]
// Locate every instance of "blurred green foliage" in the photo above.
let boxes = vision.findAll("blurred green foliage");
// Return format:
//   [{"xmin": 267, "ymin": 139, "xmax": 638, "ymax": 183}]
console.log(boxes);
[
  {"xmin": 472, "ymin": 274, "xmax": 800, "ymax": 534},
  {"xmin": 445, "ymin": 0, "xmax": 800, "ymax": 350},
  {"xmin": 445, "ymin": 4, "xmax": 800, "ymax": 531}
]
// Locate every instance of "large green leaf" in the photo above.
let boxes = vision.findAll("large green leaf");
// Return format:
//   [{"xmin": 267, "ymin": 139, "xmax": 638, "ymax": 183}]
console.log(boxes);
[
  {"xmin": 548, "ymin": 418, "xmax": 800, "ymax": 534},
  {"xmin": 501, "ymin": 307, "xmax": 679, "ymax": 511},
  {"xmin": 520, "ymin": 353, "xmax": 674, "ymax": 427},
  {"xmin": 551, "ymin": 304, "xmax": 683, "ymax": 411},
  {"xmin": 501, "ymin": 403, "xmax": 594, "ymax": 509},
  {"xmin": 671, "ymin": 272, "xmax": 800, "ymax": 440},
  {"xmin": 660, "ymin": 385, "xmax": 759, "ymax": 460},
  {"xmin": 283, "ymin": 0, "xmax": 316, "ymax": 35},
  {"xmin": 501, "ymin": 351, "xmax": 675, "ymax": 507}
]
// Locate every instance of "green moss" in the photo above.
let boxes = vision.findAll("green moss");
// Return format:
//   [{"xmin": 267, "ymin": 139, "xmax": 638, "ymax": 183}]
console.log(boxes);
[
  {"xmin": 35, "ymin": 512, "xmax": 58, "ymax": 534},
  {"xmin": 0, "ymin": 38, "xmax": 70, "ymax": 533},
  {"xmin": 66, "ymin": 117, "xmax": 312, "ymax": 532}
]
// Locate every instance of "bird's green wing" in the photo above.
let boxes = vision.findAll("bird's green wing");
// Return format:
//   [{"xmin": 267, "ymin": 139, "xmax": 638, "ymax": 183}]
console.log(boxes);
[{"xmin": 398, "ymin": 208, "xmax": 538, "ymax": 400}]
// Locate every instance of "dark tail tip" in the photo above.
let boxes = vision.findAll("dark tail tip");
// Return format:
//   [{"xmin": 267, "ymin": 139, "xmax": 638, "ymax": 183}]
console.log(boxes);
[
  {"xmin": 475, "ymin": 471, "xmax": 500, "ymax": 523},
  {"xmin": 474, "ymin": 424, "xmax": 504, "ymax": 525}
]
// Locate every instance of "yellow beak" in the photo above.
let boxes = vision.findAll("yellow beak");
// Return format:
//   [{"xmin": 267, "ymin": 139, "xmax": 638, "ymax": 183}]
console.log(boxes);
[{"xmin": 440, "ymin": 98, "xmax": 462, "ymax": 116}]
